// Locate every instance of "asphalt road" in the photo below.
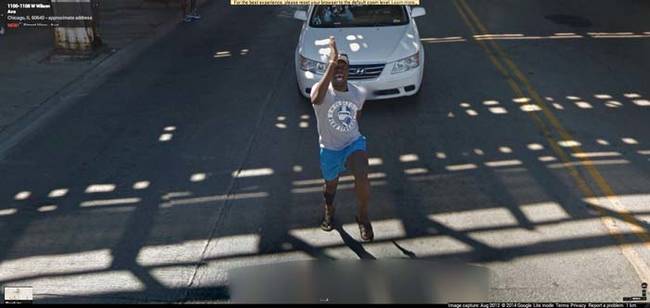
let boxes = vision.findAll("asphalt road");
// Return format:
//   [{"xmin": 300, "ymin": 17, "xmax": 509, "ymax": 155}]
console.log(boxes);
[{"xmin": 0, "ymin": 0, "xmax": 649, "ymax": 303}]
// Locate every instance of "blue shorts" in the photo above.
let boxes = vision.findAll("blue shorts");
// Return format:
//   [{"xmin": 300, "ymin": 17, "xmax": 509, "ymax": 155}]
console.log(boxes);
[{"xmin": 320, "ymin": 136, "xmax": 367, "ymax": 181}]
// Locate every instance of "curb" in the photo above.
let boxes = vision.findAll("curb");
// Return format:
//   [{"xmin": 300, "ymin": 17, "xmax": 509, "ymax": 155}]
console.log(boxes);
[{"xmin": 0, "ymin": 2, "xmax": 208, "ymax": 160}]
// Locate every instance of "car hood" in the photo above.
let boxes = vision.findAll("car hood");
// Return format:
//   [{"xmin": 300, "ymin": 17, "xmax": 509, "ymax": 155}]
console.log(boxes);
[{"xmin": 298, "ymin": 25, "xmax": 420, "ymax": 64}]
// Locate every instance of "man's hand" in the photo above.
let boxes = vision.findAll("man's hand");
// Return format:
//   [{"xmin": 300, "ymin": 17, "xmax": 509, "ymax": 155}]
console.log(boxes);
[
  {"xmin": 328, "ymin": 36, "xmax": 338, "ymax": 63},
  {"xmin": 311, "ymin": 36, "xmax": 339, "ymax": 105}
]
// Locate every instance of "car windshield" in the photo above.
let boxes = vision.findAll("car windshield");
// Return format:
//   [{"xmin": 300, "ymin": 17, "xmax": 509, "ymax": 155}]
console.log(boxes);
[{"xmin": 309, "ymin": 5, "xmax": 409, "ymax": 28}]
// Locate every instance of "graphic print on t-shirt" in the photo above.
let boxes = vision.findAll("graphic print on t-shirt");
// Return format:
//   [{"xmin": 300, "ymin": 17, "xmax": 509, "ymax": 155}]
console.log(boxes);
[{"xmin": 327, "ymin": 100, "xmax": 358, "ymax": 132}]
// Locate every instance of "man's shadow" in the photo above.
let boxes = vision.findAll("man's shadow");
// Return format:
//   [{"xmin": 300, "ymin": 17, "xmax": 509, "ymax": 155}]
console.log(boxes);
[{"xmin": 334, "ymin": 224, "xmax": 376, "ymax": 260}]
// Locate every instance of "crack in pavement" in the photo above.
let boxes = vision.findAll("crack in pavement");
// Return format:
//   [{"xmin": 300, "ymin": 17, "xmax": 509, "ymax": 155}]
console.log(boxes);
[{"xmin": 181, "ymin": 52, "xmax": 294, "ymax": 301}]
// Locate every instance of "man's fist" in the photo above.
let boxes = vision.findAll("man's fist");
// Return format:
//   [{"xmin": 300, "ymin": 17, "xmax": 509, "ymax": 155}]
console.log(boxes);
[{"xmin": 328, "ymin": 36, "xmax": 338, "ymax": 62}]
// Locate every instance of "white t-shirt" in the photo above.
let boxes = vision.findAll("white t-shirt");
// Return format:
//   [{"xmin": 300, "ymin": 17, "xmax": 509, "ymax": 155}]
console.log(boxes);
[{"xmin": 311, "ymin": 83, "xmax": 367, "ymax": 151}]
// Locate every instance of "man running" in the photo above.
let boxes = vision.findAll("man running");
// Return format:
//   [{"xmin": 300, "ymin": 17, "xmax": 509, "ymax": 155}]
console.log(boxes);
[{"xmin": 310, "ymin": 36, "xmax": 373, "ymax": 242}]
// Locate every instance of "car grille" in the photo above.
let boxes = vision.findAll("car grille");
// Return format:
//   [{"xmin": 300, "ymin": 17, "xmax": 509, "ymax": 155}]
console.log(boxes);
[
  {"xmin": 374, "ymin": 89, "xmax": 400, "ymax": 96},
  {"xmin": 347, "ymin": 64, "xmax": 385, "ymax": 80}
]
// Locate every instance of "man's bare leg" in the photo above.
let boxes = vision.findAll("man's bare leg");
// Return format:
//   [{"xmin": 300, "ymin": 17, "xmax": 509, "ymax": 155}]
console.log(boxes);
[
  {"xmin": 321, "ymin": 177, "xmax": 339, "ymax": 231},
  {"xmin": 181, "ymin": 0, "xmax": 188, "ymax": 18},
  {"xmin": 347, "ymin": 151, "xmax": 373, "ymax": 240},
  {"xmin": 189, "ymin": 0, "xmax": 200, "ymax": 17}
]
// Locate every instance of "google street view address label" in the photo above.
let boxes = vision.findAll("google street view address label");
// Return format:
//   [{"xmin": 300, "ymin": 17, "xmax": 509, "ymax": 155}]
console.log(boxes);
[{"xmin": 231, "ymin": 0, "xmax": 420, "ymax": 5}]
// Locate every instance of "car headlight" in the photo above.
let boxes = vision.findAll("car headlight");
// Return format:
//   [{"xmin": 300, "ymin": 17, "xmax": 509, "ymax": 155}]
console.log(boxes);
[
  {"xmin": 391, "ymin": 52, "xmax": 420, "ymax": 74},
  {"xmin": 299, "ymin": 55, "xmax": 327, "ymax": 75}
]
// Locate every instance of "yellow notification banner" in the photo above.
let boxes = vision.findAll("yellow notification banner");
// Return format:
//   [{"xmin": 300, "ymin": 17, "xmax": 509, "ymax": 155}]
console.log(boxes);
[{"xmin": 231, "ymin": 0, "xmax": 420, "ymax": 5}]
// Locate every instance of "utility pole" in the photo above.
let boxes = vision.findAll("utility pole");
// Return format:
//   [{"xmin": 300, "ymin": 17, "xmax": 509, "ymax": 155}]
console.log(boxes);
[{"xmin": 51, "ymin": 0, "xmax": 102, "ymax": 55}]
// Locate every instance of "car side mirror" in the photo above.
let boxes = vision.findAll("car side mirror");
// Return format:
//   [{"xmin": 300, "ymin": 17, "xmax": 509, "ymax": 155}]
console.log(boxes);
[
  {"xmin": 294, "ymin": 10, "xmax": 307, "ymax": 21},
  {"xmin": 411, "ymin": 7, "xmax": 426, "ymax": 18}
]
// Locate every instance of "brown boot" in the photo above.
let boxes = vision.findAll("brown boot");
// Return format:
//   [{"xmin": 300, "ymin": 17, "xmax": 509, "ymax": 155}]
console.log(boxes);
[
  {"xmin": 355, "ymin": 216, "xmax": 374, "ymax": 242},
  {"xmin": 320, "ymin": 206, "xmax": 335, "ymax": 232}
]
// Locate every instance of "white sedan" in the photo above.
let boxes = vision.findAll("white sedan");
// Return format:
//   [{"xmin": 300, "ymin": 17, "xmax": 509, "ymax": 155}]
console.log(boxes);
[{"xmin": 294, "ymin": 5, "xmax": 426, "ymax": 100}]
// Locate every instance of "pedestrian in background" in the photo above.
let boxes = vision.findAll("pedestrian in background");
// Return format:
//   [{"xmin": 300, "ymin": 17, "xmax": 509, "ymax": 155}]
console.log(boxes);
[
  {"xmin": 0, "ymin": 0, "xmax": 7, "ymax": 35},
  {"xmin": 182, "ymin": 0, "xmax": 200, "ymax": 23}
]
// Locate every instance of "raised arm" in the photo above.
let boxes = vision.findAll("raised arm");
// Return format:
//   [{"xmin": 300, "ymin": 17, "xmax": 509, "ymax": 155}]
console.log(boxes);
[
  {"xmin": 310, "ymin": 37, "xmax": 338, "ymax": 105},
  {"xmin": 355, "ymin": 86, "xmax": 368, "ymax": 120}
]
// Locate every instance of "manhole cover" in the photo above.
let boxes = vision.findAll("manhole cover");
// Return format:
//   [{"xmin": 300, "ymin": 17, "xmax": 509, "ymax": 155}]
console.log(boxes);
[{"xmin": 545, "ymin": 14, "xmax": 593, "ymax": 28}]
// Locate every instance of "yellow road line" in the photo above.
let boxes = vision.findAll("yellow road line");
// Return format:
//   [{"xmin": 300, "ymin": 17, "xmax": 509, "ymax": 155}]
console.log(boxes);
[
  {"xmin": 456, "ymin": 0, "xmax": 650, "ymax": 239},
  {"xmin": 454, "ymin": 0, "xmax": 650, "ymax": 281}
]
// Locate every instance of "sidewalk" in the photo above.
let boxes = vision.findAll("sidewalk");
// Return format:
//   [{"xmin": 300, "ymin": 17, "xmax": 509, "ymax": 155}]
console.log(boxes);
[{"xmin": 0, "ymin": 0, "xmax": 199, "ymax": 142}]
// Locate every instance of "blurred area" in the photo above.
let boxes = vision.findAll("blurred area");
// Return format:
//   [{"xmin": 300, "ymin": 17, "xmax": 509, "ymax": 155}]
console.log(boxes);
[{"xmin": 229, "ymin": 259, "xmax": 490, "ymax": 304}]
